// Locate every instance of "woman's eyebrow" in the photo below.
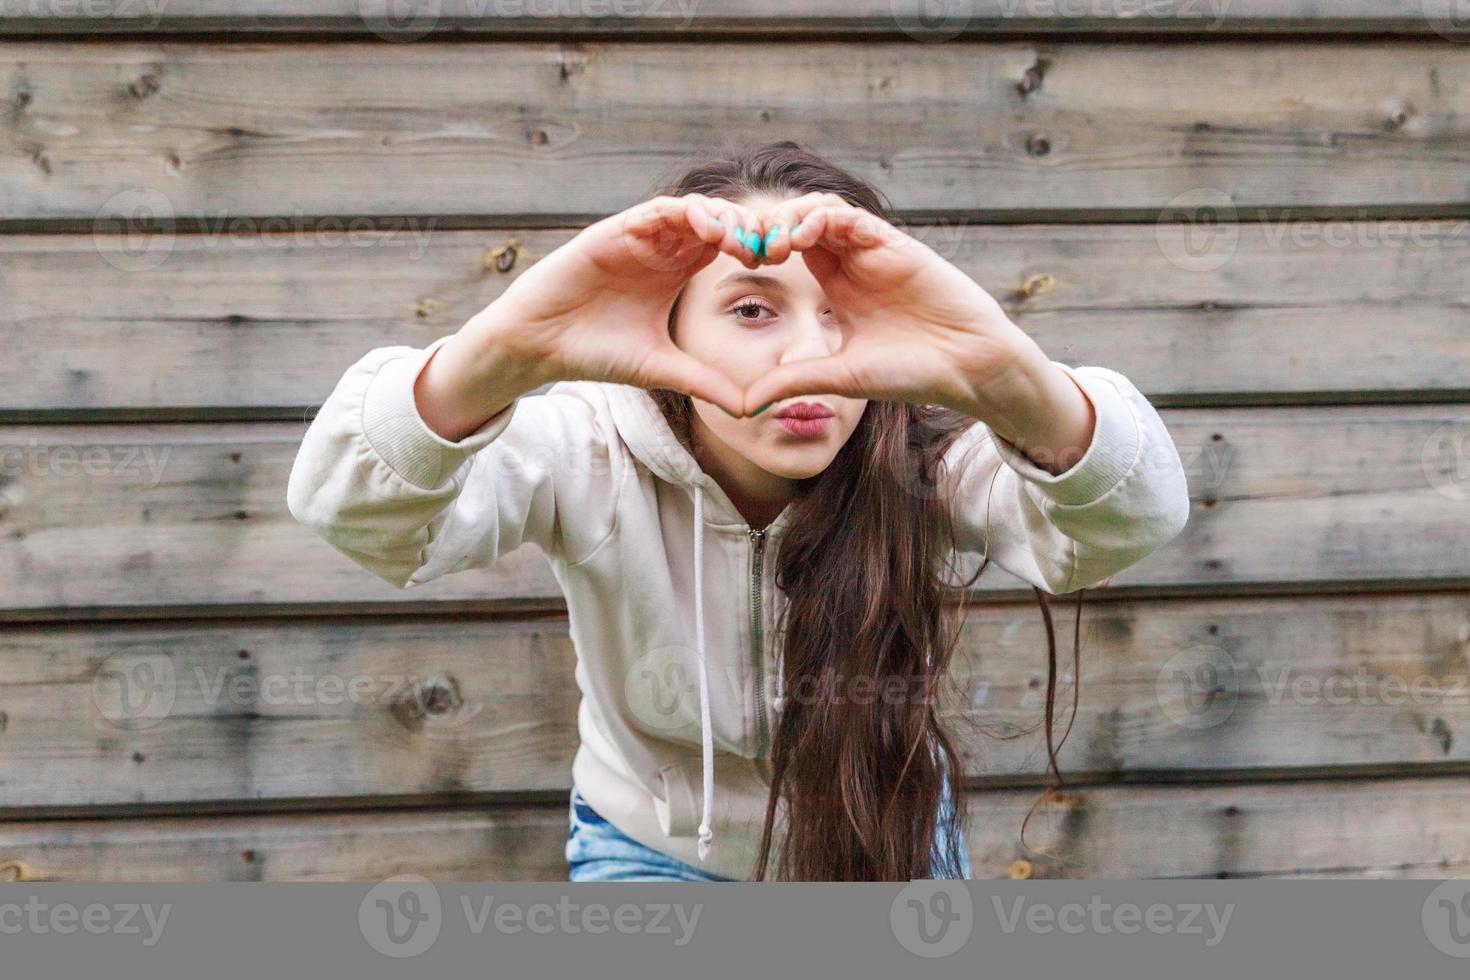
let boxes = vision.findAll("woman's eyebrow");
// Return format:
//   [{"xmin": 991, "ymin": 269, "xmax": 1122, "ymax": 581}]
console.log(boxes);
[{"xmin": 715, "ymin": 272, "xmax": 787, "ymax": 293}]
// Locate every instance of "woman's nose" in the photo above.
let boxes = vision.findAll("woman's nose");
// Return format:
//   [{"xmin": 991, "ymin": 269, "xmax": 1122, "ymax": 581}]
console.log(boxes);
[{"xmin": 778, "ymin": 313, "xmax": 839, "ymax": 364}]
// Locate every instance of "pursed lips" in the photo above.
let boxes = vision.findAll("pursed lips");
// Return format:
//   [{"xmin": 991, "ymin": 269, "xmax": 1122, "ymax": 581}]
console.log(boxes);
[{"xmin": 773, "ymin": 401, "xmax": 835, "ymax": 420}]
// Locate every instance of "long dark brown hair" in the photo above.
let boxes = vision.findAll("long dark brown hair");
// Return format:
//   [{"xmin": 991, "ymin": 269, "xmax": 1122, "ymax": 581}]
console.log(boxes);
[{"xmin": 650, "ymin": 139, "xmax": 1084, "ymax": 881}]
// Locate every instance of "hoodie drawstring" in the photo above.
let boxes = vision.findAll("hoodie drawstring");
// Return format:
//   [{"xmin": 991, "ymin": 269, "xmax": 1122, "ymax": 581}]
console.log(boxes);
[{"xmin": 692, "ymin": 484, "xmax": 715, "ymax": 860}]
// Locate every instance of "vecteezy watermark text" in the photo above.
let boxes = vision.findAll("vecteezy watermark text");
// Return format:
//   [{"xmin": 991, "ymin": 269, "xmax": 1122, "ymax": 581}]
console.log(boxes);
[
  {"xmin": 358, "ymin": 876, "xmax": 701, "ymax": 958},
  {"xmin": 0, "ymin": 896, "xmax": 170, "ymax": 947},
  {"xmin": 890, "ymin": 882, "xmax": 1234, "ymax": 958},
  {"xmin": 992, "ymin": 894, "xmax": 1233, "ymax": 946}
]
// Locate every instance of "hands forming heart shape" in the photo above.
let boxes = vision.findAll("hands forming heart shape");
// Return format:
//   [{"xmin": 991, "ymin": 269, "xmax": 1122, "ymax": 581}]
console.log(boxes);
[{"xmin": 485, "ymin": 191, "xmax": 1050, "ymax": 425}]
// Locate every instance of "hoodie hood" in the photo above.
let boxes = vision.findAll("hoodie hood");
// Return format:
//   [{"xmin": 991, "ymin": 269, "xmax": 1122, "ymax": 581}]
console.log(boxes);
[
  {"xmin": 602, "ymin": 383, "xmax": 795, "ymax": 860},
  {"xmin": 601, "ymin": 383, "xmax": 735, "ymax": 506}
]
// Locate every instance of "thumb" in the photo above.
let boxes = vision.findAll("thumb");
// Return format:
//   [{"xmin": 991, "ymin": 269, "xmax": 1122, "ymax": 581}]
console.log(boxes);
[
  {"xmin": 641, "ymin": 345, "xmax": 746, "ymax": 418},
  {"xmin": 742, "ymin": 355, "xmax": 864, "ymax": 410}
]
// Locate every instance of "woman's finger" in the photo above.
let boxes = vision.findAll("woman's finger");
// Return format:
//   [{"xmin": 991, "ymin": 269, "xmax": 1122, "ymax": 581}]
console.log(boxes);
[
  {"xmin": 641, "ymin": 344, "xmax": 748, "ymax": 418},
  {"xmin": 755, "ymin": 192, "xmax": 847, "ymax": 265},
  {"xmin": 694, "ymin": 195, "xmax": 761, "ymax": 267},
  {"xmin": 741, "ymin": 352, "xmax": 868, "ymax": 410},
  {"xmin": 684, "ymin": 193, "xmax": 784, "ymax": 267},
  {"xmin": 618, "ymin": 196, "xmax": 717, "ymax": 274},
  {"xmin": 787, "ymin": 203, "xmax": 893, "ymax": 255},
  {"xmin": 670, "ymin": 239, "xmax": 723, "ymax": 278},
  {"xmin": 669, "ymin": 194, "xmax": 764, "ymax": 270},
  {"xmin": 709, "ymin": 199, "xmax": 766, "ymax": 269},
  {"xmin": 662, "ymin": 195, "xmax": 724, "ymax": 247}
]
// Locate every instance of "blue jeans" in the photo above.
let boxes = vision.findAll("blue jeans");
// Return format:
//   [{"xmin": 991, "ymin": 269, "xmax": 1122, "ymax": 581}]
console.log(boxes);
[{"xmin": 566, "ymin": 778, "xmax": 972, "ymax": 881}]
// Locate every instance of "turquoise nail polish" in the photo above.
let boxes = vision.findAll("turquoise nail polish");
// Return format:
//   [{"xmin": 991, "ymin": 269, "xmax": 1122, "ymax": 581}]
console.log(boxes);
[
  {"xmin": 763, "ymin": 225, "xmax": 783, "ymax": 251},
  {"xmin": 751, "ymin": 401, "xmax": 773, "ymax": 416}
]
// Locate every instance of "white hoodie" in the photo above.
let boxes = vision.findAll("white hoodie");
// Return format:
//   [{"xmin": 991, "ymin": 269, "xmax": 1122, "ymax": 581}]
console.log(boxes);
[{"xmin": 286, "ymin": 335, "xmax": 1191, "ymax": 880}]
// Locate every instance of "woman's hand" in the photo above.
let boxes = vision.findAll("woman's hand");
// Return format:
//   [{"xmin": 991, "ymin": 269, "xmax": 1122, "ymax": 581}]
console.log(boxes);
[
  {"xmin": 418, "ymin": 194, "xmax": 769, "ymax": 440},
  {"xmin": 743, "ymin": 193, "xmax": 1097, "ymax": 472}
]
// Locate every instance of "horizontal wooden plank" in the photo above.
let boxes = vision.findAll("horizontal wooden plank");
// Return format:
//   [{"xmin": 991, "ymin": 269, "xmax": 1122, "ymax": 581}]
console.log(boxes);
[
  {"xmin": 3, "ymin": 775, "xmax": 1468, "ymax": 880},
  {"xmin": 0, "ymin": 0, "xmax": 1460, "ymax": 38},
  {"xmin": 1, "ymin": 593, "xmax": 1467, "ymax": 810},
  {"xmin": 0, "ymin": 616, "xmax": 579, "ymax": 809},
  {"xmin": 0, "ymin": 803, "xmax": 573, "ymax": 882},
  {"xmin": 4, "ymin": 42, "xmax": 1470, "ymax": 222},
  {"xmin": 2, "ymin": 405, "xmax": 1468, "ymax": 619},
  {"xmin": 0, "ymin": 422, "xmax": 562, "ymax": 617},
  {"xmin": 968, "ymin": 776, "xmax": 1470, "ymax": 879},
  {"xmin": 6, "ymin": 220, "xmax": 1469, "ymax": 417}
]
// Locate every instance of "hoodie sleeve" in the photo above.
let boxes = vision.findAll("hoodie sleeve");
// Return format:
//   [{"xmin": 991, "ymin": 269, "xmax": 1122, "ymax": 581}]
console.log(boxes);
[
  {"xmin": 940, "ymin": 361, "xmax": 1191, "ymax": 594},
  {"xmin": 286, "ymin": 336, "xmax": 620, "ymax": 589}
]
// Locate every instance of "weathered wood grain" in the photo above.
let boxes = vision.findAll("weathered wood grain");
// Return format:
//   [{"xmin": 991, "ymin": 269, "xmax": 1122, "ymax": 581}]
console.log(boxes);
[
  {"xmin": 2, "ymin": 775, "xmax": 1467, "ymax": 880},
  {"xmin": 0, "ymin": 803, "xmax": 573, "ymax": 882},
  {"xmin": 1, "ymin": 593, "xmax": 1466, "ymax": 809},
  {"xmin": 0, "ymin": 0, "xmax": 1460, "ymax": 38},
  {"xmin": 5, "ymin": 220, "xmax": 1468, "ymax": 416},
  {"xmin": 4, "ymin": 42, "xmax": 1469, "ymax": 222},
  {"xmin": 2, "ymin": 9, "xmax": 1465, "ymax": 886},
  {"xmin": 2, "ymin": 405, "xmax": 1467, "ymax": 619},
  {"xmin": 968, "ymin": 776, "xmax": 1470, "ymax": 879}
]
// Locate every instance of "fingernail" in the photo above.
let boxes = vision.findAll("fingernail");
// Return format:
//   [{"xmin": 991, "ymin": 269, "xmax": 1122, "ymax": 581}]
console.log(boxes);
[
  {"xmin": 763, "ymin": 225, "xmax": 783, "ymax": 250},
  {"xmin": 751, "ymin": 401, "xmax": 773, "ymax": 416}
]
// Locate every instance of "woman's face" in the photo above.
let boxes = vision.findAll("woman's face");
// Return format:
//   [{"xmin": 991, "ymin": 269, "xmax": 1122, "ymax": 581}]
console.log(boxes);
[{"xmin": 672, "ymin": 199, "xmax": 868, "ymax": 483}]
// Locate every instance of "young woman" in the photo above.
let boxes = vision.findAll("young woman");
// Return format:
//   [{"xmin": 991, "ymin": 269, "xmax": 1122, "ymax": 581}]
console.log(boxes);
[{"xmin": 287, "ymin": 141, "xmax": 1190, "ymax": 882}]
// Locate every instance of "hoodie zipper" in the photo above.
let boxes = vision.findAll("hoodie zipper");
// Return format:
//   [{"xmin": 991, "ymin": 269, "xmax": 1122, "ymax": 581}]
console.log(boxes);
[{"xmin": 748, "ymin": 527, "xmax": 769, "ymax": 759}]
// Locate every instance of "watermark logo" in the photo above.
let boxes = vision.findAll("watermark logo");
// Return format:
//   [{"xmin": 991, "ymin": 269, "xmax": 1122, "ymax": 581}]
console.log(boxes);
[
  {"xmin": 1178, "ymin": 434, "xmax": 1235, "ymax": 496},
  {"xmin": 93, "ymin": 188, "xmax": 176, "ymax": 273},
  {"xmin": 892, "ymin": 886, "xmax": 1233, "ymax": 957},
  {"xmin": 358, "ymin": 876, "xmax": 704, "ymax": 955},
  {"xmin": 993, "ymin": 895, "xmax": 1232, "ymax": 946},
  {"xmin": 5, "ymin": 0, "xmax": 171, "ymax": 30},
  {"xmin": 92, "ymin": 189, "xmax": 441, "ymax": 274},
  {"xmin": 358, "ymin": 0, "xmax": 442, "ymax": 40},
  {"xmin": 0, "ymin": 439, "xmax": 172, "ymax": 488},
  {"xmin": 1422, "ymin": 416, "xmax": 1470, "ymax": 501},
  {"xmin": 0, "ymin": 895, "xmax": 170, "ymax": 946},
  {"xmin": 1424, "ymin": 0, "xmax": 1470, "ymax": 42},
  {"xmin": 889, "ymin": 0, "xmax": 974, "ymax": 42},
  {"xmin": 92, "ymin": 655, "xmax": 490, "ymax": 735},
  {"xmin": 359, "ymin": 874, "xmax": 443, "ymax": 958},
  {"xmin": 624, "ymin": 644, "xmax": 703, "ymax": 734},
  {"xmin": 1156, "ymin": 643, "xmax": 1238, "ymax": 730},
  {"xmin": 1256, "ymin": 665, "xmax": 1469, "ymax": 710},
  {"xmin": 891, "ymin": 881, "xmax": 974, "ymax": 957},
  {"xmin": 1423, "ymin": 881, "xmax": 1470, "ymax": 956},
  {"xmin": 618, "ymin": 198, "xmax": 719, "ymax": 275},
  {"xmin": 1156, "ymin": 187, "xmax": 1239, "ymax": 273},
  {"xmin": 92, "ymin": 650, "xmax": 177, "ymax": 730}
]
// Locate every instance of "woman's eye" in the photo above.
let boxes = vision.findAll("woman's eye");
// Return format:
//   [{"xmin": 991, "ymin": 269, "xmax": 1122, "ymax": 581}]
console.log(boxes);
[{"xmin": 732, "ymin": 301, "xmax": 773, "ymax": 322}]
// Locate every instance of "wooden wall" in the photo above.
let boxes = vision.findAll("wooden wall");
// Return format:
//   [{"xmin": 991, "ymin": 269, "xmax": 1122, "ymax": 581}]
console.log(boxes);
[{"xmin": 2, "ymin": 3, "xmax": 1469, "ymax": 880}]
